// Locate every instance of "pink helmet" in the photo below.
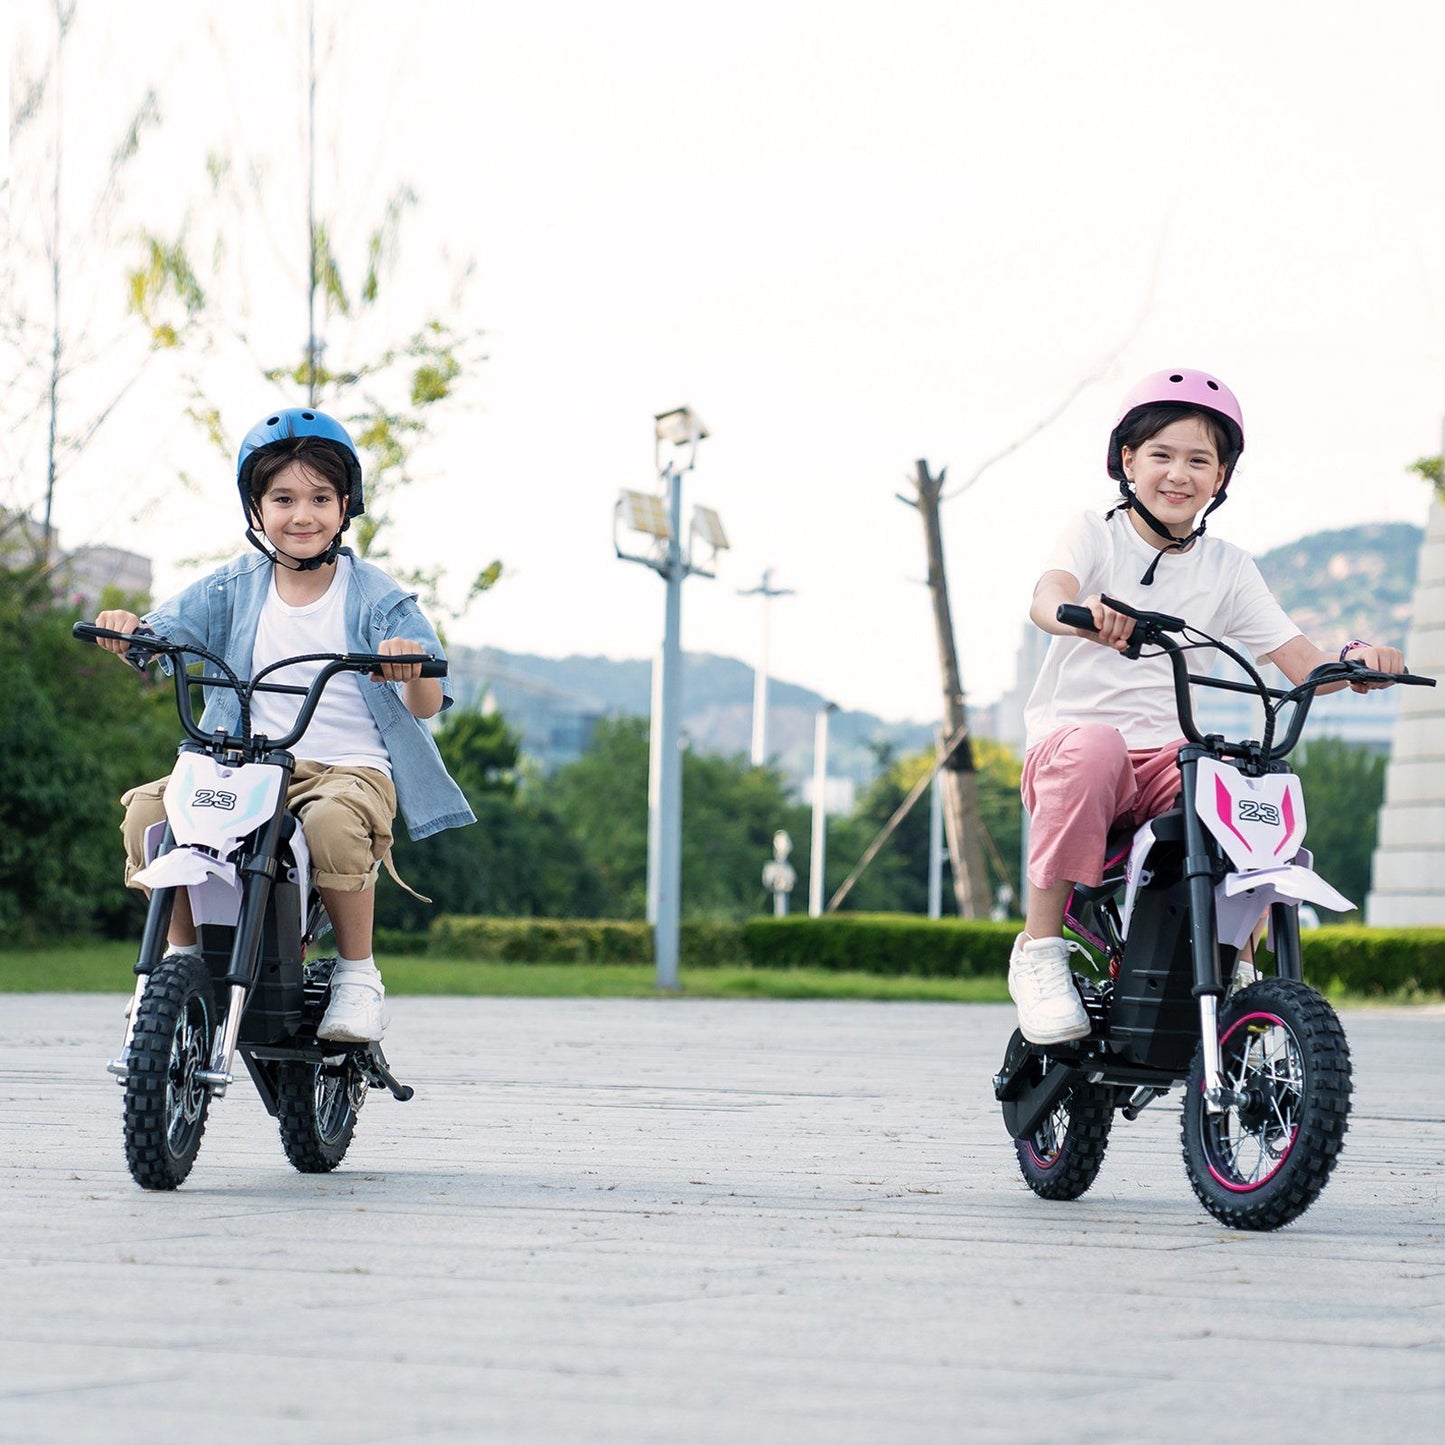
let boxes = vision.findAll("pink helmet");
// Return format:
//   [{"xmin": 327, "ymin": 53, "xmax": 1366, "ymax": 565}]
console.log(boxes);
[{"xmin": 1106, "ymin": 368, "xmax": 1245, "ymax": 485}]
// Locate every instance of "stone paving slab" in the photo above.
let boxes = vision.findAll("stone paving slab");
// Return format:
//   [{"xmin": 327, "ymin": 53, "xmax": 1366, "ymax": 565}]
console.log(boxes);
[{"xmin": 1, "ymin": 993, "xmax": 1442, "ymax": 1444}]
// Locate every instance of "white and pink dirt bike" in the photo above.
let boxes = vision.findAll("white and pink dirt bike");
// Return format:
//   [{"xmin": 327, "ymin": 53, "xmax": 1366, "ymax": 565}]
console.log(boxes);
[
  {"xmin": 993, "ymin": 597, "xmax": 1433, "ymax": 1230},
  {"xmin": 76, "ymin": 622, "xmax": 442, "ymax": 1191}
]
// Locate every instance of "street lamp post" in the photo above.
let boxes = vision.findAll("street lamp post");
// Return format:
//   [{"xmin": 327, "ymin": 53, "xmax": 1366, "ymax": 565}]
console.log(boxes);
[
  {"xmin": 738, "ymin": 568, "xmax": 796, "ymax": 767},
  {"xmin": 614, "ymin": 408, "xmax": 728, "ymax": 989},
  {"xmin": 809, "ymin": 702, "xmax": 838, "ymax": 916}
]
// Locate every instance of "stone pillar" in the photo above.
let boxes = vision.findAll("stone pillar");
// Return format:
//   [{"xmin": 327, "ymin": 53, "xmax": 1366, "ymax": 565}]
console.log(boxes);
[{"xmin": 1366, "ymin": 496, "xmax": 1445, "ymax": 925}]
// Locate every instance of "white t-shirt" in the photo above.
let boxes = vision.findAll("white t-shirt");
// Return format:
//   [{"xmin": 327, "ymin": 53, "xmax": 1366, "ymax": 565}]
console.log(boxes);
[
  {"xmin": 249, "ymin": 555, "xmax": 393, "ymax": 775},
  {"xmin": 1022, "ymin": 510, "xmax": 1300, "ymax": 751}
]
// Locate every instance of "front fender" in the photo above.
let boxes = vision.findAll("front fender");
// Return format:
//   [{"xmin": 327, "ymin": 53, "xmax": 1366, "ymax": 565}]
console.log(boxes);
[
  {"xmin": 1214, "ymin": 864, "xmax": 1354, "ymax": 948},
  {"xmin": 131, "ymin": 847, "xmax": 242, "ymax": 927}
]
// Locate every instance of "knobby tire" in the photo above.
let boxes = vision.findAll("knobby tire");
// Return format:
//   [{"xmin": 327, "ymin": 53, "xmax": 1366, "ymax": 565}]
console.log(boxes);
[
  {"xmin": 1181, "ymin": 978, "xmax": 1351, "ymax": 1231},
  {"xmin": 123, "ymin": 953, "xmax": 214, "ymax": 1190}
]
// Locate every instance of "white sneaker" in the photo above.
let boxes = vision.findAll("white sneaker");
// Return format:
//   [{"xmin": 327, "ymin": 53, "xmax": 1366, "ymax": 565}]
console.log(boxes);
[
  {"xmin": 1008, "ymin": 935, "xmax": 1090, "ymax": 1044},
  {"xmin": 318, "ymin": 971, "xmax": 388, "ymax": 1043}
]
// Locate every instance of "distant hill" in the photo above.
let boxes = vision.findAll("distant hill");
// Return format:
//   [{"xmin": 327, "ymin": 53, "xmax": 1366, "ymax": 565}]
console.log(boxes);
[
  {"xmin": 449, "ymin": 520, "xmax": 1425, "ymax": 791},
  {"xmin": 1254, "ymin": 521, "xmax": 1420, "ymax": 650},
  {"xmin": 445, "ymin": 643, "xmax": 932, "ymax": 792}
]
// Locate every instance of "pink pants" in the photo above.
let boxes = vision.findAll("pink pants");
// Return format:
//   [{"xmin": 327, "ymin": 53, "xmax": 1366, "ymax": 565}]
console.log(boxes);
[{"xmin": 1021, "ymin": 724, "xmax": 1185, "ymax": 890}]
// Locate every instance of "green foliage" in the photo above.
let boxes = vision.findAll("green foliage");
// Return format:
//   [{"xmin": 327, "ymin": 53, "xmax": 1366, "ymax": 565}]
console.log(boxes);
[
  {"xmin": 825, "ymin": 738, "xmax": 1023, "ymax": 914},
  {"xmin": 435, "ymin": 706, "xmax": 520, "ymax": 800},
  {"xmin": 376, "ymin": 793, "xmax": 610, "ymax": 934},
  {"xmin": 1299, "ymin": 927, "xmax": 1445, "ymax": 994},
  {"xmin": 743, "ymin": 914, "xmax": 1018, "ymax": 976},
  {"xmin": 426, "ymin": 915, "xmax": 743, "ymax": 966},
  {"xmin": 534, "ymin": 717, "xmax": 811, "ymax": 920},
  {"xmin": 0, "ymin": 565, "xmax": 175, "ymax": 942},
  {"xmin": 1409, "ymin": 453, "xmax": 1444, "ymax": 503},
  {"xmin": 1293, "ymin": 737, "xmax": 1387, "ymax": 916}
]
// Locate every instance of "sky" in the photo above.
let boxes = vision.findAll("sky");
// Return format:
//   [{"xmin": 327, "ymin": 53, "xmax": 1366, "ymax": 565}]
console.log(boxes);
[{"xmin": 6, "ymin": 0, "xmax": 1444, "ymax": 725}]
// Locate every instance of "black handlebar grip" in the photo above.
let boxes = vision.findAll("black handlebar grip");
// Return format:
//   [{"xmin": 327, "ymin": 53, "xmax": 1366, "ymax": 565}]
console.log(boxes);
[
  {"xmin": 420, "ymin": 659, "xmax": 447, "ymax": 679},
  {"xmin": 72, "ymin": 622, "xmax": 101, "ymax": 642},
  {"xmin": 1057, "ymin": 604, "xmax": 1097, "ymax": 632}
]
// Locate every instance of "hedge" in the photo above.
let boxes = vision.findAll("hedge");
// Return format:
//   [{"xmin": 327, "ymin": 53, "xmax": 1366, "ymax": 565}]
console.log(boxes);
[
  {"xmin": 409, "ymin": 915, "xmax": 1445, "ymax": 993},
  {"xmin": 1296, "ymin": 926, "xmax": 1445, "ymax": 995},
  {"xmin": 742, "ymin": 914, "xmax": 1018, "ymax": 977},
  {"xmin": 428, "ymin": 915, "xmax": 745, "ymax": 966},
  {"xmin": 424, "ymin": 912, "xmax": 1018, "ymax": 976}
]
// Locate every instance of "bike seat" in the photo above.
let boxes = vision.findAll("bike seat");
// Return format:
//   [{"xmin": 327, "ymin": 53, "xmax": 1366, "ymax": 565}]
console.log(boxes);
[{"xmin": 1073, "ymin": 808, "xmax": 1187, "ymax": 905}]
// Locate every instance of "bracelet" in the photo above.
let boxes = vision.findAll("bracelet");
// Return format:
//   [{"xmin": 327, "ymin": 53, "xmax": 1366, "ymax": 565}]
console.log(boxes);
[{"xmin": 1339, "ymin": 639, "xmax": 1371, "ymax": 661}]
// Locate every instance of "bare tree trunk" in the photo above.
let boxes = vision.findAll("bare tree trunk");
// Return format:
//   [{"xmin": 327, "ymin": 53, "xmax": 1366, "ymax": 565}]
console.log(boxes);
[{"xmin": 904, "ymin": 459, "xmax": 992, "ymax": 918}]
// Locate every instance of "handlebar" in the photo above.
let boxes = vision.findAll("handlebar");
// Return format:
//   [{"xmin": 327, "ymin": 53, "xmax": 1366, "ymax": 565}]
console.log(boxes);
[
  {"xmin": 1055, "ymin": 597, "xmax": 1433, "ymax": 762},
  {"xmin": 73, "ymin": 622, "xmax": 447, "ymax": 754}
]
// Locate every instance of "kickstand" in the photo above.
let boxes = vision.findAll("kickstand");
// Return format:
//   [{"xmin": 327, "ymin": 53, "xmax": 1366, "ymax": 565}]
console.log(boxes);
[{"xmin": 363, "ymin": 1043, "xmax": 415, "ymax": 1101}]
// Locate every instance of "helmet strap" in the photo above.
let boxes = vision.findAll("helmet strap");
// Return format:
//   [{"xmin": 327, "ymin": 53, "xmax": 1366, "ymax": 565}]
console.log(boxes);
[
  {"xmin": 244, "ymin": 523, "xmax": 344, "ymax": 573},
  {"xmin": 1116, "ymin": 482, "xmax": 1228, "ymax": 587}
]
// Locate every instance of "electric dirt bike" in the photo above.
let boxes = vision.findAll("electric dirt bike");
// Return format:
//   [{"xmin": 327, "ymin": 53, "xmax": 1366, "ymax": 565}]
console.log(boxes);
[
  {"xmin": 75, "ymin": 622, "xmax": 443, "ymax": 1191},
  {"xmin": 993, "ymin": 597, "xmax": 1434, "ymax": 1231}
]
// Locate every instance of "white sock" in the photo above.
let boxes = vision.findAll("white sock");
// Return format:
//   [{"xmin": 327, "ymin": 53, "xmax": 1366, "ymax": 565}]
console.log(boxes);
[{"xmin": 335, "ymin": 955, "xmax": 381, "ymax": 986}]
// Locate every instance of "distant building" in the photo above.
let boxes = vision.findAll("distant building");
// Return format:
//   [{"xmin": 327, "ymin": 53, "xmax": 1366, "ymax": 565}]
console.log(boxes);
[
  {"xmin": 446, "ymin": 644, "xmax": 606, "ymax": 773},
  {"xmin": 61, "ymin": 544, "xmax": 153, "ymax": 615},
  {"xmin": 1368, "ymin": 497, "xmax": 1445, "ymax": 925},
  {"xmin": 994, "ymin": 620, "xmax": 1401, "ymax": 755},
  {"xmin": 1, "ymin": 510, "xmax": 153, "ymax": 615}
]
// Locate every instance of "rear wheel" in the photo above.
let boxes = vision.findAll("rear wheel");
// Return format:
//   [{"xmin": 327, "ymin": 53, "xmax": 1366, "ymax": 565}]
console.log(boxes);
[
  {"xmin": 1014, "ymin": 1069, "xmax": 1114, "ymax": 1201},
  {"xmin": 123, "ymin": 954, "xmax": 214, "ymax": 1190},
  {"xmin": 276, "ymin": 1057, "xmax": 365, "ymax": 1172},
  {"xmin": 1181, "ymin": 978, "xmax": 1351, "ymax": 1230}
]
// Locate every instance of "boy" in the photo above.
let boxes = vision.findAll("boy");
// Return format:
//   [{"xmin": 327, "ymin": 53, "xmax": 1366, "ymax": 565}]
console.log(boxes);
[{"xmin": 95, "ymin": 406, "xmax": 474, "ymax": 1041}]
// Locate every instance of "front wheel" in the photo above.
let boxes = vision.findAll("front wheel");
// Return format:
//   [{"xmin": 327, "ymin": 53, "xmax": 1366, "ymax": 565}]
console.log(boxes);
[
  {"xmin": 123, "ymin": 953, "xmax": 215, "ymax": 1190},
  {"xmin": 1181, "ymin": 978, "xmax": 1351, "ymax": 1230},
  {"xmin": 275, "ymin": 1057, "xmax": 365, "ymax": 1172}
]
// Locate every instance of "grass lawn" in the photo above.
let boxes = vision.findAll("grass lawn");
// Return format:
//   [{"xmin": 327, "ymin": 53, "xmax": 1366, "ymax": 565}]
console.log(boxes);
[
  {"xmin": 3, "ymin": 943, "xmax": 1434, "ymax": 1005},
  {"xmin": 0, "ymin": 942, "xmax": 1008, "ymax": 1002}
]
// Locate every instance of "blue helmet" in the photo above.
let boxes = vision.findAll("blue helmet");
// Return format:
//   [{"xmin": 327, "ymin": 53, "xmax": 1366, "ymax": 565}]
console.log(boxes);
[{"xmin": 235, "ymin": 407, "xmax": 365, "ymax": 524}]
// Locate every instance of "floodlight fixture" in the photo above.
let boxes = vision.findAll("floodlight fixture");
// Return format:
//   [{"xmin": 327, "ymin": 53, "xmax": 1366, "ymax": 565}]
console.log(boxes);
[
  {"xmin": 620, "ymin": 490, "xmax": 672, "ymax": 540},
  {"xmin": 654, "ymin": 406, "xmax": 708, "ymax": 474},
  {"xmin": 654, "ymin": 406, "xmax": 708, "ymax": 448},
  {"xmin": 691, "ymin": 505, "xmax": 729, "ymax": 552}
]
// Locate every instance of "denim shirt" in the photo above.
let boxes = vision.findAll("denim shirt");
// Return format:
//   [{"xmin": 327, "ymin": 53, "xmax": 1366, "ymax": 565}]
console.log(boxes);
[{"xmin": 144, "ymin": 549, "xmax": 476, "ymax": 841}]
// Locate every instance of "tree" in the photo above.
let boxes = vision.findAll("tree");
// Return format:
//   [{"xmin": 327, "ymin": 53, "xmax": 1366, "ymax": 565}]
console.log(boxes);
[
  {"xmin": 1294, "ymin": 737, "xmax": 1387, "ymax": 921},
  {"xmin": 0, "ymin": 565, "xmax": 175, "ymax": 941},
  {"xmin": 123, "ymin": 7, "xmax": 496, "ymax": 614},
  {"xmin": 374, "ymin": 705, "xmax": 607, "ymax": 931},
  {"xmin": 827, "ymin": 738, "xmax": 1023, "ymax": 915},
  {"xmin": 536, "ymin": 718, "xmax": 809, "ymax": 921},
  {"xmin": 1409, "ymin": 452, "xmax": 1444, "ymax": 504},
  {"xmin": 3, "ymin": 2, "xmax": 162, "ymax": 555}
]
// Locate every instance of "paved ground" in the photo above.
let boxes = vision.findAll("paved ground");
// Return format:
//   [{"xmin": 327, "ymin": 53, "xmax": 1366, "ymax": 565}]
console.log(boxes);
[{"xmin": 1, "ymin": 993, "xmax": 1442, "ymax": 1445}]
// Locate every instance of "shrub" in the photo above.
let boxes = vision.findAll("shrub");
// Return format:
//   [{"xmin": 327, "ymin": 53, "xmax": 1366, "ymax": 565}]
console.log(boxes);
[
  {"xmin": 1298, "ymin": 926, "xmax": 1445, "ymax": 995},
  {"xmin": 427, "ymin": 916, "xmax": 747, "ymax": 967},
  {"xmin": 743, "ymin": 914, "xmax": 1017, "ymax": 977}
]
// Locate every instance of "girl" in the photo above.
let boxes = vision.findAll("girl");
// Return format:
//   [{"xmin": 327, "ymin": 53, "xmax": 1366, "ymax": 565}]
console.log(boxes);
[{"xmin": 1012, "ymin": 368, "xmax": 1405, "ymax": 1044}]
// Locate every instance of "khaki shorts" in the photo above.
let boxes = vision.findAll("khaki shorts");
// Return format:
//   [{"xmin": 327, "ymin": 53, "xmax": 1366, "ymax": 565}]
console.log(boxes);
[{"xmin": 121, "ymin": 761, "xmax": 398, "ymax": 894}]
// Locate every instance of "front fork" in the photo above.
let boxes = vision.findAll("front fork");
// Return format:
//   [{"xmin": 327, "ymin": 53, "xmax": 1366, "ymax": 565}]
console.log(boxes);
[
  {"xmin": 108, "ymin": 842, "xmax": 178, "ymax": 1081},
  {"xmin": 1180, "ymin": 751, "xmax": 1230, "ymax": 1115},
  {"xmin": 196, "ymin": 815, "xmax": 287, "ymax": 1096},
  {"xmin": 110, "ymin": 817, "xmax": 287, "ymax": 1100}
]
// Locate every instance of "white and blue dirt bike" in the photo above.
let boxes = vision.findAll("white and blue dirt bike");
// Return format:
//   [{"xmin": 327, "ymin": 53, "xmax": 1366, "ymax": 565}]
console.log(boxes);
[
  {"xmin": 75, "ymin": 622, "xmax": 443, "ymax": 1192},
  {"xmin": 993, "ymin": 597, "xmax": 1434, "ymax": 1231}
]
